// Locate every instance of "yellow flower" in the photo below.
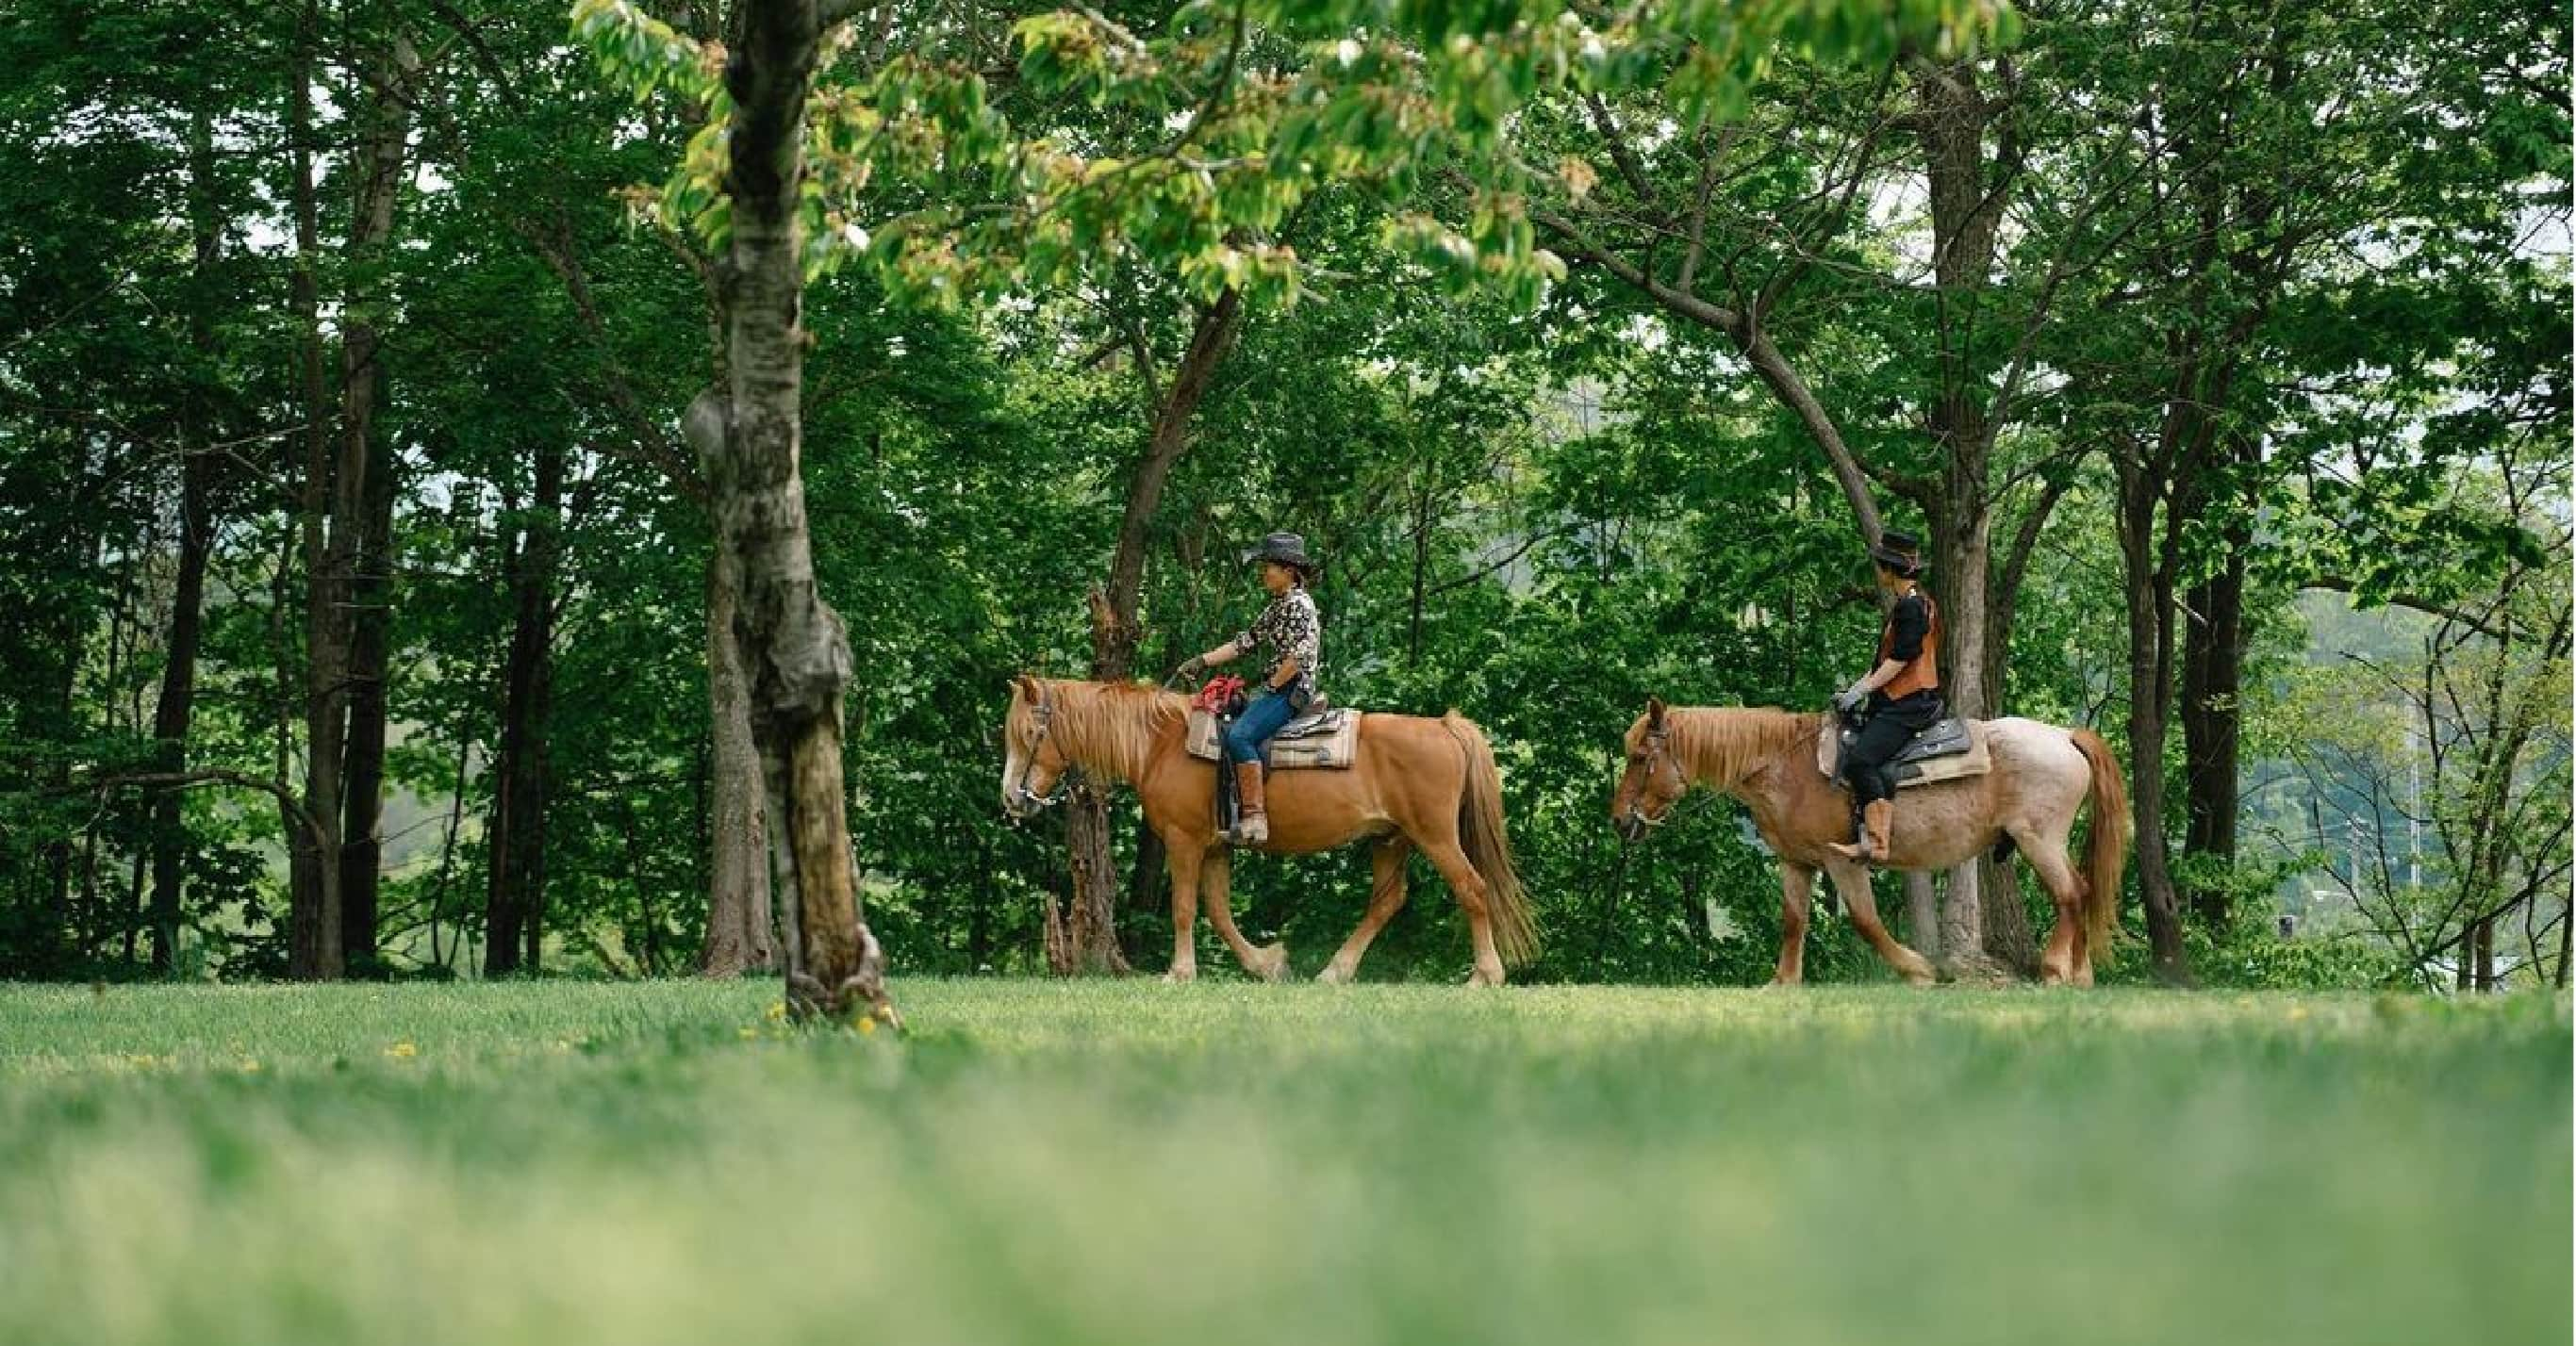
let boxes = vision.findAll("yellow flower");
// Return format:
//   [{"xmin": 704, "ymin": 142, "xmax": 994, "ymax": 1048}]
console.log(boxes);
[
  {"xmin": 737, "ymin": 1026, "xmax": 759, "ymax": 1040},
  {"xmin": 384, "ymin": 1041, "xmax": 419, "ymax": 1059},
  {"xmin": 765, "ymin": 1000, "xmax": 788, "ymax": 1022},
  {"xmin": 239, "ymin": 1059, "xmax": 261, "ymax": 1073}
]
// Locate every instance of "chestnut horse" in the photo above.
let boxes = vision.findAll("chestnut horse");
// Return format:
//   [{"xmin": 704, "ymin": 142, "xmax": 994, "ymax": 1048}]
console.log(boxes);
[
  {"xmin": 999, "ymin": 676, "xmax": 1537, "ymax": 984},
  {"xmin": 1610, "ymin": 698, "xmax": 2130, "ymax": 986}
]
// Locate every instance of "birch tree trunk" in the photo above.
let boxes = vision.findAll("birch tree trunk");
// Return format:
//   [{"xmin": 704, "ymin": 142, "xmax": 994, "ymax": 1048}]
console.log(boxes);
[
  {"xmin": 700, "ymin": 545, "xmax": 777, "ymax": 975},
  {"xmin": 694, "ymin": 0, "xmax": 893, "ymax": 1025}
]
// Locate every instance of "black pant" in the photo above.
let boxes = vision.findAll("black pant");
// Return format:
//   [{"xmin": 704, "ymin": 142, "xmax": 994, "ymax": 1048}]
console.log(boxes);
[{"xmin": 1842, "ymin": 692, "xmax": 1943, "ymax": 804}]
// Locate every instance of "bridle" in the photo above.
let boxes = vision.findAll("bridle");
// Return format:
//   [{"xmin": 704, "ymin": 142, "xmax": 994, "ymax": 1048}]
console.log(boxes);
[
  {"xmin": 1618, "ymin": 723, "xmax": 1682, "ymax": 838},
  {"xmin": 1007, "ymin": 689, "xmax": 1069, "ymax": 813}
]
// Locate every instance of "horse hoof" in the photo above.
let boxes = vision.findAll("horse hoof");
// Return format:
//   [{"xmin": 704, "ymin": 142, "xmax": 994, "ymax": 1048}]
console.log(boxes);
[
  {"xmin": 1252, "ymin": 943, "xmax": 1289, "ymax": 983},
  {"xmin": 1163, "ymin": 968, "xmax": 1197, "ymax": 985},
  {"xmin": 1467, "ymin": 967, "xmax": 1505, "ymax": 988},
  {"xmin": 1315, "ymin": 962, "xmax": 1351, "ymax": 986}
]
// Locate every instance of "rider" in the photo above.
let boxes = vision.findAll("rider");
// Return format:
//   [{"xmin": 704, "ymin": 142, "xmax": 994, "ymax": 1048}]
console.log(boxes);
[
  {"xmin": 1828, "ymin": 529, "xmax": 1941, "ymax": 863},
  {"xmin": 1177, "ymin": 533, "xmax": 1322, "ymax": 845}
]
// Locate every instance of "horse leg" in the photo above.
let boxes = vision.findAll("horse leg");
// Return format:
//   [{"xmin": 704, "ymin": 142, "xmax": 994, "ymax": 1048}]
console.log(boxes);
[
  {"xmin": 1825, "ymin": 861, "xmax": 1938, "ymax": 987},
  {"xmin": 1163, "ymin": 843, "xmax": 1202, "ymax": 983},
  {"xmin": 1196, "ymin": 848, "xmax": 1288, "ymax": 982},
  {"xmin": 1421, "ymin": 836, "xmax": 1507, "ymax": 987},
  {"xmin": 1770, "ymin": 863, "xmax": 1816, "ymax": 987},
  {"xmin": 1321, "ymin": 834, "xmax": 1414, "ymax": 985},
  {"xmin": 2013, "ymin": 824, "xmax": 2086, "ymax": 987}
]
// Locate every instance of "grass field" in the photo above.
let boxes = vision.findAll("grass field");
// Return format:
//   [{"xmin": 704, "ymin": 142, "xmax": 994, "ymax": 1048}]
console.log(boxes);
[{"xmin": 0, "ymin": 980, "xmax": 2565, "ymax": 1346}]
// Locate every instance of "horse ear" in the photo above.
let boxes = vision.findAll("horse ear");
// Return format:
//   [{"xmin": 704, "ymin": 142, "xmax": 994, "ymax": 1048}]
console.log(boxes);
[
  {"xmin": 1646, "ymin": 696, "xmax": 1666, "ymax": 728},
  {"xmin": 1016, "ymin": 674, "xmax": 1041, "ymax": 703}
]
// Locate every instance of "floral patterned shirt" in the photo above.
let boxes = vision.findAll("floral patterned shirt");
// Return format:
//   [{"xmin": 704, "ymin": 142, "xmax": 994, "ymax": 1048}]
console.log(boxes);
[{"xmin": 1233, "ymin": 586, "xmax": 1322, "ymax": 692}]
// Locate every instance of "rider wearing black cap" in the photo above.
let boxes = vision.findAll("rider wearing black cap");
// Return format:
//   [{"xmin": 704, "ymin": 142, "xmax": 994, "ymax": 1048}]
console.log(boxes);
[
  {"xmin": 1178, "ymin": 533, "xmax": 1322, "ymax": 845},
  {"xmin": 1828, "ymin": 530, "xmax": 1941, "ymax": 863}
]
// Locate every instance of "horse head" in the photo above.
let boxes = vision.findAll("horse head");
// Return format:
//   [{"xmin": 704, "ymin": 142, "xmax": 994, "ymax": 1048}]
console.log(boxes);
[
  {"xmin": 1611, "ymin": 696, "xmax": 1687, "ymax": 844},
  {"xmin": 1000, "ymin": 674, "xmax": 1071, "ymax": 819}
]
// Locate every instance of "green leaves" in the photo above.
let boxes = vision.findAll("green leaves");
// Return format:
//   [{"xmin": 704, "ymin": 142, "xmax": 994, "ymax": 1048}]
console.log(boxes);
[
  {"xmin": 569, "ymin": 0, "xmax": 721, "ymax": 106},
  {"xmin": 573, "ymin": 0, "xmax": 2016, "ymax": 304}
]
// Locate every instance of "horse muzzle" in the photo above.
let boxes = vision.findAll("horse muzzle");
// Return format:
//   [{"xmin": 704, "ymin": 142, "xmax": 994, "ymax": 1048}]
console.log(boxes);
[
  {"xmin": 1002, "ymin": 782, "xmax": 1061, "ymax": 820},
  {"xmin": 1614, "ymin": 809, "xmax": 1646, "ymax": 845}
]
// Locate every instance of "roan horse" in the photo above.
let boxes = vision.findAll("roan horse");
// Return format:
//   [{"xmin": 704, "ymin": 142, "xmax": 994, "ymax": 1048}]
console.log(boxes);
[
  {"xmin": 1610, "ymin": 698, "xmax": 2130, "ymax": 986},
  {"xmin": 999, "ymin": 676, "xmax": 1537, "ymax": 984}
]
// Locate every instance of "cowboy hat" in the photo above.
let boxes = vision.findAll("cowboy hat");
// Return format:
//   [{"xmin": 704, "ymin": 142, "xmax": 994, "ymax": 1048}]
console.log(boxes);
[
  {"xmin": 1241, "ymin": 532, "xmax": 1318, "ymax": 574},
  {"xmin": 1868, "ymin": 529, "xmax": 1927, "ymax": 578}
]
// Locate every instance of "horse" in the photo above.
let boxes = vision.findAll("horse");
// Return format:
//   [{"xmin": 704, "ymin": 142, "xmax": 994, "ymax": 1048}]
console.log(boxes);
[
  {"xmin": 1609, "ymin": 698, "xmax": 2130, "ymax": 987},
  {"xmin": 999, "ymin": 675, "xmax": 1537, "ymax": 985}
]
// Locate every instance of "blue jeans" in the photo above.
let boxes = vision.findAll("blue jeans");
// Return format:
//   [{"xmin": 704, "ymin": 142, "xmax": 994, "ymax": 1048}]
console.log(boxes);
[{"xmin": 1223, "ymin": 687, "xmax": 1299, "ymax": 764}]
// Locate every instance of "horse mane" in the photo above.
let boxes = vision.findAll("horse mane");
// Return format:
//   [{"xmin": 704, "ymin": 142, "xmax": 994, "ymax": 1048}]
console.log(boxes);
[
  {"xmin": 1026, "ymin": 679, "xmax": 1188, "ymax": 782},
  {"xmin": 1668, "ymin": 706, "xmax": 1822, "ymax": 791}
]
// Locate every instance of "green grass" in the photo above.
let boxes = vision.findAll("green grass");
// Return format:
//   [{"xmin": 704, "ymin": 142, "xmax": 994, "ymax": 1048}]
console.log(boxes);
[{"xmin": 0, "ymin": 980, "xmax": 2565, "ymax": 1346}]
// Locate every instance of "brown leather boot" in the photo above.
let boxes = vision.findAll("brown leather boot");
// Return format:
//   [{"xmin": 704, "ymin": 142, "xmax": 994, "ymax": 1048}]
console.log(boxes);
[
  {"xmin": 1230, "ymin": 762, "xmax": 1268, "ymax": 845},
  {"xmin": 1827, "ymin": 799, "xmax": 1894, "ymax": 863}
]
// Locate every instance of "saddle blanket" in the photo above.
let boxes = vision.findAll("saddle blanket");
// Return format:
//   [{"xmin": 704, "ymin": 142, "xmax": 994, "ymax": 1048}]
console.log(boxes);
[
  {"xmin": 1185, "ymin": 706, "xmax": 1360, "ymax": 769},
  {"xmin": 1816, "ymin": 716, "xmax": 1991, "ymax": 790}
]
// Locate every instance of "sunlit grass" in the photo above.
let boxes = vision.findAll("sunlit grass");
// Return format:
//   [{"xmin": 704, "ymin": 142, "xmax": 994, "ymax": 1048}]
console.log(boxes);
[{"xmin": 0, "ymin": 980, "xmax": 2565, "ymax": 1346}]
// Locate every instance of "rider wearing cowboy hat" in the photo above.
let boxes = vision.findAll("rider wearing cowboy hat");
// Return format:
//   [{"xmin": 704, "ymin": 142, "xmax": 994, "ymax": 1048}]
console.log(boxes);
[
  {"xmin": 1178, "ymin": 533, "xmax": 1322, "ymax": 845},
  {"xmin": 1828, "ymin": 529, "xmax": 1942, "ymax": 863}
]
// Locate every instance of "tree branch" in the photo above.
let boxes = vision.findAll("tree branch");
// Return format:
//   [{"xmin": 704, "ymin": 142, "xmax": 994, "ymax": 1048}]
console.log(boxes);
[
  {"xmin": 2304, "ymin": 579, "xmax": 2510, "ymax": 642},
  {"xmin": 1582, "ymin": 92, "xmax": 1662, "ymax": 209}
]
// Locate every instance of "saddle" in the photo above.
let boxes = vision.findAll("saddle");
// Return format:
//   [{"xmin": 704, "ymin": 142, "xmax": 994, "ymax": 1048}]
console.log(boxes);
[
  {"xmin": 1184, "ymin": 702, "xmax": 1360, "ymax": 769},
  {"xmin": 1816, "ymin": 715, "xmax": 1990, "ymax": 790}
]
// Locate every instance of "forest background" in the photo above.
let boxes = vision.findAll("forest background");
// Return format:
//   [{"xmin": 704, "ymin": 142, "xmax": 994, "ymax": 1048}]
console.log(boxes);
[{"xmin": 1, "ymin": 0, "xmax": 2566, "ymax": 993}]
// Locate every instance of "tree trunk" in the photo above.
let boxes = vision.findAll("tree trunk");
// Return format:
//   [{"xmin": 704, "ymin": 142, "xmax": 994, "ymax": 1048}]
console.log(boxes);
[
  {"xmin": 2180, "ymin": 452, "xmax": 2251, "ymax": 929},
  {"xmin": 1053, "ymin": 782, "xmax": 1131, "ymax": 976},
  {"xmin": 291, "ymin": 24, "xmax": 417, "ymax": 979},
  {"xmin": 1055, "ymin": 291, "xmax": 1242, "ymax": 976},
  {"xmin": 700, "ymin": 545, "xmax": 777, "ymax": 975},
  {"xmin": 2116, "ymin": 461, "xmax": 2191, "ymax": 981},
  {"xmin": 697, "ymin": 0, "xmax": 893, "ymax": 1025},
  {"xmin": 483, "ymin": 445, "xmax": 562, "ymax": 977},
  {"xmin": 2555, "ymin": 897, "xmax": 2569, "ymax": 990},
  {"xmin": 1924, "ymin": 498, "xmax": 2007, "ymax": 979},
  {"xmin": 338, "ymin": 405, "xmax": 398, "ymax": 974},
  {"xmin": 1909, "ymin": 57, "xmax": 2021, "ymax": 982},
  {"xmin": 148, "ymin": 109, "xmax": 223, "ymax": 976},
  {"xmin": 1905, "ymin": 871, "xmax": 1940, "ymax": 961},
  {"xmin": 147, "ymin": 452, "xmax": 213, "ymax": 973},
  {"xmin": 332, "ymin": 27, "xmax": 418, "ymax": 974},
  {"xmin": 284, "ymin": 0, "xmax": 339, "ymax": 979}
]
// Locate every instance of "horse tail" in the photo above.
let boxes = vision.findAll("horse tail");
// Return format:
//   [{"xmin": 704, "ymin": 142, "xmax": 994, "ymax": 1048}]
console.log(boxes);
[
  {"xmin": 1442, "ymin": 714, "xmax": 1537, "ymax": 968},
  {"xmin": 2071, "ymin": 729, "xmax": 2132, "ymax": 958}
]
